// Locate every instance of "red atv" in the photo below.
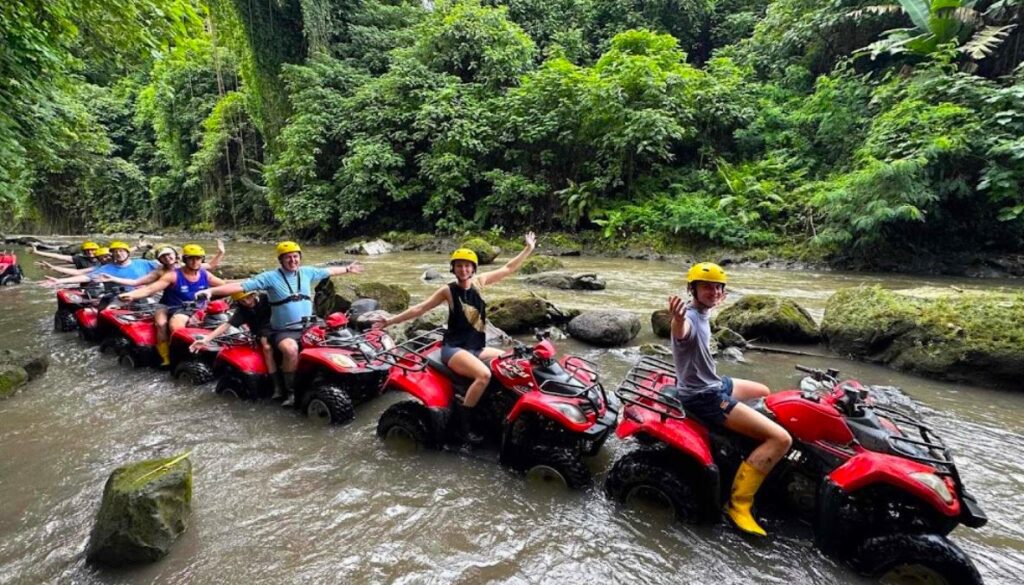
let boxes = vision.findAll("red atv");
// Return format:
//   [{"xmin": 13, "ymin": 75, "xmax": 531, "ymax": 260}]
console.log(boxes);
[
  {"xmin": 605, "ymin": 357, "xmax": 988, "ymax": 584},
  {"xmin": 94, "ymin": 298, "xmax": 162, "ymax": 367},
  {"xmin": 167, "ymin": 300, "xmax": 233, "ymax": 383},
  {"xmin": 53, "ymin": 282, "xmax": 107, "ymax": 332},
  {"xmin": 0, "ymin": 251, "xmax": 23, "ymax": 286},
  {"xmin": 210, "ymin": 312, "xmax": 396, "ymax": 426},
  {"xmin": 375, "ymin": 330, "xmax": 617, "ymax": 488}
]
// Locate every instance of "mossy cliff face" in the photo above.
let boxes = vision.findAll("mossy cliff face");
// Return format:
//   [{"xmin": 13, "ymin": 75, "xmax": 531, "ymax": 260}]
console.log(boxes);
[
  {"xmin": 86, "ymin": 453, "xmax": 193, "ymax": 566},
  {"xmin": 822, "ymin": 286, "xmax": 1024, "ymax": 389}
]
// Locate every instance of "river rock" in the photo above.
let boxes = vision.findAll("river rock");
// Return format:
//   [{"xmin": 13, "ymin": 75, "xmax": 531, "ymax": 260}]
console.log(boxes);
[
  {"xmin": 354, "ymin": 282, "xmax": 410, "ymax": 313},
  {"xmin": 639, "ymin": 343, "xmax": 672, "ymax": 357},
  {"xmin": 314, "ymin": 278, "xmax": 359, "ymax": 317},
  {"xmin": 721, "ymin": 346, "xmax": 747, "ymax": 363},
  {"xmin": 716, "ymin": 295, "xmax": 820, "ymax": 343},
  {"xmin": 822, "ymin": 286, "xmax": 1024, "ymax": 388},
  {"xmin": 524, "ymin": 271, "xmax": 606, "ymax": 291},
  {"xmin": 0, "ymin": 349, "xmax": 50, "ymax": 381},
  {"xmin": 538, "ymin": 233, "xmax": 582, "ymax": 256},
  {"xmin": 713, "ymin": 327, "xmax": 748, "ymax": 349},
  {"xmin": 0, "ymin": 365, "xmax": 29, "ymax": 399},
  {"xmin": 461, "ymin": 238, "xmax": 499, "ymax": 265},
  {"xmin": 405, "ymin": 307, "xmax": 449, "ymax": 337},
  {"xmin": 422, "ymin": 267, "xmax": 443, "ymax": 281},
  {"xmin": 214, "ymin": 264, "xmax": 261, "ymax": 280},
  {"xmin": 488, "ymin": 296, "xmax": 552, "ymax": 334},
  {"xmin": 651, "ymin": 309, "xmax": 672, "ymax": 338},
  {"xmin": 86, "ymin": 453, "xmax": 192, "ymax": 566},
  {"xmin": 567, "ymin": 311, "xmax": 641, "ymax": 347},
  {"xmin": 521, "ymin": 255, "xmax": 565, "ymax": 275},
  {"xmin": 345, "ymin": 239, "xmax": 394, "ymax": 255}
]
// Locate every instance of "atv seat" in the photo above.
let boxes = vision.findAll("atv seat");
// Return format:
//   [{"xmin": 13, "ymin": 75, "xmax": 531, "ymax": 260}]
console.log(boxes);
[{"xmin": 425, "ymin": 350, "xmax": 473, "ymax": 396}]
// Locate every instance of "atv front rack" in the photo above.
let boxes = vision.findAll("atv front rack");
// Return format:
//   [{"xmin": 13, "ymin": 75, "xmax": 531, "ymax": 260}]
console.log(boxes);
[
  {"xmin": 871, "ymin": 402, "xmax": 960, "ymax": 480},
  {"xmin": 615, "ymin": 355, "xmax": 685, "ymax": 421},
  {"xmin": 373, "ymin": 328, "xmax": 445, "ymax": 372},
  {"xmin": 538, "ymin": 355, "xmax": 611, "ymax": 416}
]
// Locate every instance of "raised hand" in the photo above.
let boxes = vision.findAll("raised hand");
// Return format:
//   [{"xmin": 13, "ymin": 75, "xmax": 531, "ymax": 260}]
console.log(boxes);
[
  {"xmin": 669, "ymin": 295, "xmax": 688, "ymax": 317},
  {"xmin": 524, "ymin": 231, "xmax": 537, "ymax": 250},
  {"xmin": 216, "ymin": 239, "xmax": 225, "ymax": 255}
]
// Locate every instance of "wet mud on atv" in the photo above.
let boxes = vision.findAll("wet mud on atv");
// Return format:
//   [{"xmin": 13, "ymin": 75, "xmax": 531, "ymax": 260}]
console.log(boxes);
[
  {"xmin": 374, "ymin": 329, "xmax": 617, "ymax": 489},
  {"xmin": 604, "ymin": 356, "xmax": 988, "ymax": 584}
]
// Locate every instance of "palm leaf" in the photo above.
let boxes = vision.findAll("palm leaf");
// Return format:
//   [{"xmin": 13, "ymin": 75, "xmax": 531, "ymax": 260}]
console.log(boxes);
[
  {"xmin": 960, "ymin": 24, "xmax": 1018, "ymax": 59},
  {"xmin": 848, "ymin": 5, "xmax": 904, "ymax": 19},
  {"xmin": 898, "ymin": 0, "xmax": 932, "ymax": 30}
]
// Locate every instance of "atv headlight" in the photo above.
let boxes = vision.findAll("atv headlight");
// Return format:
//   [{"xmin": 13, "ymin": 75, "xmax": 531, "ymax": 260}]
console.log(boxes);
[
  {"xmin": 329, "ymin": 354, "xmax": 359, "ymax": 369},
  {"xmin": 553, "ymin": 402, "xmax": 587, "ymax": 424},
  {"xmin": 910, "ymin": 472, "xmax": 954, "ymax": 505}
]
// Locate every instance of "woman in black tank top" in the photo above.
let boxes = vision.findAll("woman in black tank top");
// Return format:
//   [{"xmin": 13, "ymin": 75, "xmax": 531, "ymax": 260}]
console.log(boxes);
[{"xmin": 372, "ymin": 233, "xmax": 537, "ymax": 442}]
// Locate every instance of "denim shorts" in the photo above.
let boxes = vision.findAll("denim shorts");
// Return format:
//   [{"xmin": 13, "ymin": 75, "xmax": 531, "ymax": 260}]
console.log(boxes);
[
  {"xmin": 440, "ymin": 345, "xmax": 482, "ymax": 365},
  {"xmin": 678, "ymin": 376, "xmax": 736, "ymax": 426}
]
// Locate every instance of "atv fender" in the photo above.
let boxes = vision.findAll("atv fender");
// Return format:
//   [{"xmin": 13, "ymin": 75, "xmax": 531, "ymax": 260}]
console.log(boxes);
[
  {"xmin": 76, "ymin": 307, "xmax": 98, "ymax": 330},
  {"xmin": 385, "ymin": 368, "xmax": 454, "ymax": 410},
  {"xmin": 827, "ymin": 451, "xmax": 962, "ymax": 519},
  {"xmin": 216, "ymin": 345, "xmax": 270, "ymax": 375},
  {"xmin": 505, "ymin": 393, "xmax": 597, "ymax": 434},
  {"xmin": 615, "ymin": 405, "xmax": 715, "ymax": 467},
  {"xmin": 297, "ymin": 348, "xmax": 365, "ymax": 375}
]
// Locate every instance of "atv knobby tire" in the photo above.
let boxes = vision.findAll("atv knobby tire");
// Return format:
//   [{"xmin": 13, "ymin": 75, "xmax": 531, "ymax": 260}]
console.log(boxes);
[
  {"xmin": 305, "ymin": 384, "xmax": 355, "ymax": 425},
  {"xmin": 377, "ymin": 401, "xmax": 436, "ymax": 449},
  {"xmin": 853, "ymin": 533, "xmax": 983, "ymax": 585},
  {"xmin": 216, "ymin": 374, "xmax": 251, "ymax": 400},
  {"xmin": 176, "ymin": 360, "xmax": 214, "ymax": 385},
  {"xmin": 100, "ymin": 334, "xmax": 130, "ymax": 355},
  {"xmin": 605, "ymin": 449, "xmax": 704, "ymax": 522},
  {"xmin": 523, "ymin": 446, "xmax": 592, "ymax": 490},
  {"xmin": 54, "ymin": 310, "xmax": 77, "ymax": 332}
]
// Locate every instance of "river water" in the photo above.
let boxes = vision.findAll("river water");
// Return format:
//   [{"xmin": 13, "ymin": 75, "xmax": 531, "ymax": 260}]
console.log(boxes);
[{"xmin": 1, "ymin": 240, "xmax": 1022, "ymax": 584}]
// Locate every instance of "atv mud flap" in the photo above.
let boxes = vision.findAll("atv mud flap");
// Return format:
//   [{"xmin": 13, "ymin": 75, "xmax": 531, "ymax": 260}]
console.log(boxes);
[
  {"xmin": 581, "ymin": 409, "xmax": 618, "ymax": 456},
  {"xmin": 959, "ymin": 490, "xmax": 988, "ymax": 528}
]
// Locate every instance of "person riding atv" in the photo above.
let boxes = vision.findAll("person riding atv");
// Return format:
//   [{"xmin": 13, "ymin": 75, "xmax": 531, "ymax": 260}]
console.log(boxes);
[
  {"xmin": 31, "ymin": 240, "xmax": 101, "ymax": 270},
  {"xmin": 668, "ymin": 262, "xmax": 792, "ymax": 536},
  {"xmin": 189, "ymin": 290, "xmax": 278, "ymax": 395},
  {"xmin": 39, "ymin": 241, "xmax": 158, "ymax": 290},
  {"xmin": 195, "ymin": 241, "xmax": 364, "ymax": 406}
]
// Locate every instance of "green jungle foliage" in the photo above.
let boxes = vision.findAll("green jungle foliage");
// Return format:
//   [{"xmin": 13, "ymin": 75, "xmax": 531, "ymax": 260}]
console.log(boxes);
[{"xmin": 1, "ymin": 0, "xmax": 1022, "ymax": 258}]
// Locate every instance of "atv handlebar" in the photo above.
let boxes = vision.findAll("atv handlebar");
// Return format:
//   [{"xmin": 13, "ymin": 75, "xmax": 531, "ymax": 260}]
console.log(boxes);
[{"xmin": 795, "ymin": 364, "xmax": 840, "ymax": 384}]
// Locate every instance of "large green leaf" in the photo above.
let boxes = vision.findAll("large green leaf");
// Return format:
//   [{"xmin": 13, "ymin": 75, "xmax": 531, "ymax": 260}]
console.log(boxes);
[{"xmin": 898, "ymin": 0, "xmax": 932, "ymax": 30}]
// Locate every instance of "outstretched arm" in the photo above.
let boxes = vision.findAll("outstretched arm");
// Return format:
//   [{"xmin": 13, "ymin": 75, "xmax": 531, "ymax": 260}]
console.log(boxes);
[
  {"xmin": 325, "ymin": 261, "xmax": 364, "ymax": 277},
  {"xmin": 120, "ymin": 271, "xmax": 174, "ymax": 301},
  {"xmin": 189, "ymin": 321, "xmax": 233, "ymax": 353},
  {"xmin": 97, "ymin": 267, "xmax": 162, "ymax": 287},
  {"xmin": 31, "ymin": 247, "xmax": 74, "ymax": 263},
  {"xmin": 669, "ymin": 295, "xmax": 692, "ymax": 341},
  {"xmin": 477, "ymin": 232, "xmax": 536, "ymax": 287},
  {"xmin": 195, "ymin": 281, "xmax": 245, "ymax": 301},
  {"xmin": 38, "ymin": 274, "xmax": 91, "ymax": 287},
  {"xmin": 372, "ymin": 287, "xmax": 448, "ymax": 329},
  {"xmin": 37, "ymin": 261, "xmax": 93, "ymax": 276}
]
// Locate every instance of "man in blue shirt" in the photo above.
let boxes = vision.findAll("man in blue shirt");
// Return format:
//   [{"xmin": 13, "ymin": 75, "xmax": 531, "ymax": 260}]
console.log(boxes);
[
  {"xmin": 197, "ymin": 241, "xmax": 364, "ymax": 405},
  {"xmin": 40, "ymin": 240, "xmax": 159, "ymax": 290}
]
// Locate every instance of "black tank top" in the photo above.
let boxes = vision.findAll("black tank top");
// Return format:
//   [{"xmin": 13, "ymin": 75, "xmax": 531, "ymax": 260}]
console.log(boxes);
[{"xmin": 444, "ymin": 282, "xmax": 486, "ymax": 351}]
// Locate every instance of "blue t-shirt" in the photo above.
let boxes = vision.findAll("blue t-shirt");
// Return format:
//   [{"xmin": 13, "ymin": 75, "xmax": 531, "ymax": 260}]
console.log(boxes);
[
  {"xmin": 90, "ymin": 259, "xmax": 160, "ymax": 290},
  {"xmin": 241, "ymin": 266, "xmax": 331, "ymax": 330}
]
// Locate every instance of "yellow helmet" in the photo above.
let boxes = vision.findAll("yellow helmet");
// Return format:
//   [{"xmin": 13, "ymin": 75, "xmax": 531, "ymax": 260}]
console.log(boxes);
[
  {"xmin": 182, "ymin": 244, "xmax": 206, "ymax": 258},
  {"xmin": 450, "ymin": 248, "xmax": 479, "ymax": 266},
  {"xmin": 686, "ymin": 262, "xmax": 728, "ymax": 285},
  {"xmin": 95, "ymin": 247, "xmax": 111, "ymax": 257},
  {"xmin": 108, "ymin": 240, "xmax": 131, "ymax": 252},
  {"xmin": 276, "ymin": 241, "xmax": 302, "ymax": 256},
  {"xmin": 230, "ymin": 290, "xmax": 256, "ymax": 302},
  {"xmin": 81, "ymin": 241, "xmax": 99, "ymax": 252}
]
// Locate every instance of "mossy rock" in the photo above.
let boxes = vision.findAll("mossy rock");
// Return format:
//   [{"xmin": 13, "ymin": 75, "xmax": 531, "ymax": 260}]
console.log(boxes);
[
  {"xmin": 539, "ymin": 232, "xmax": 583, "ymax": 256},
  {"xmin": 314, "ymin": 278, "xmax": 359, "ymax": 318},
  {"xmin": 86, "ymin": 453, "xmax": 192, "ymax": 566},
  {"xmin": 521, "ymin": 255, "xmax": 565, "ymax": 275},
  {"xmin": 0, "ymin": 349, "xmax": 49, "ymax": 381},
  {"xmin": 213, "ymin": 264, "xmax": 262, "ymax": 280},
  {"xmin": 489, "ymin": 296, "xmax": 551, "ymax": 334},
  {"xmin": 651, "ymin": 309, "xmax": 672, "ymax": 338},
  {"xmin": 822, "ymin": 286, "xmax": 1024, "ymax": 388},
  {"xmin": 716, "ymin": 295, "xmax": 820, "ymax": 343},
  {"xmin": 0, "ymin": 365, "xmax": 29, "ymax": 399},
  {"xmin": 714, "ymin": 327, "xmax": 747, "ymax": 349},
  {"xmin": 461, "ymin": 237, "xmax": 499, "ymax": 265},
  {"xmin": 355, "ymin": 282, "xmax": 411, "ymax": 313},
  {"xmin": 639, "ymin": 343, "xmax": 672, "ymax": 357}
]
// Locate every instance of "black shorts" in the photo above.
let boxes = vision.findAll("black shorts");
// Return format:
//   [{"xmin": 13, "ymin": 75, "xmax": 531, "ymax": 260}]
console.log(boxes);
[
  {"xmin": 677, "ymin": 376, "xmax": 736, "ymax": 427},
  {"xmin": 270, "ymin": 329, "xmax": 304, "ymax": 349},
  {"xmin": 440, "ymin": 345, "xmax": 483, "ymax": 365}
]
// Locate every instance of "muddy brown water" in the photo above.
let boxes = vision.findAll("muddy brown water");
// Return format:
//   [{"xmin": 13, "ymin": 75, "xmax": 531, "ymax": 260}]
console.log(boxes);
[{"xmin": 1, "ymin": 240, "xmax": 1022, "ymax": 584}]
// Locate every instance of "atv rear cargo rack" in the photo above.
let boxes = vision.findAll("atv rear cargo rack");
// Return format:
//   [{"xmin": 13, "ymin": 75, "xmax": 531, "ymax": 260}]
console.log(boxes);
[
  {"xmin": 614, "ymin": 355, "xmax": 685, "ymax": 421},
  {"xmin": 373, "ymin": 328, "xmax": 445, "ymax": 372}
]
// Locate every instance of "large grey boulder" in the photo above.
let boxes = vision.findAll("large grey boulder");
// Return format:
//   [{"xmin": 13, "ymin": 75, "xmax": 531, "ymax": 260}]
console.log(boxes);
[
  {"xmin": 355, "ymin": 282, "xmax": 410, "ymax": 313},
  {"xmin": 314, "ymin": 278, "xmax": 359, "ymax": 317},
  {"xmin": 651, "ymin": 309, "xmax": 672, "ymax": 338},
  {"xmin": 567, "ymin": 311, "xmax": 641, "ymax": 347},
  {"xmin": 525, "ymin": 271, "xmax": 606, "ymax": 291},
  {"xmin": 345, "ymin": 239, "xmax": 394, "ymax": 255},
  {"xmin": 86, "ymin": 453, "xmax": 193, "ymax": 566}
]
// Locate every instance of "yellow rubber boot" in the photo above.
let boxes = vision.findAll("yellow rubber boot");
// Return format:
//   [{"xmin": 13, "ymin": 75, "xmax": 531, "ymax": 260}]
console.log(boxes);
[
  {"xmin": 156, "ymin": 341, "xmax": 171, "ymax": 367},
  {"xmin": 725, "ymin": 461, "xmax": 768, "ymax": 536}
]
